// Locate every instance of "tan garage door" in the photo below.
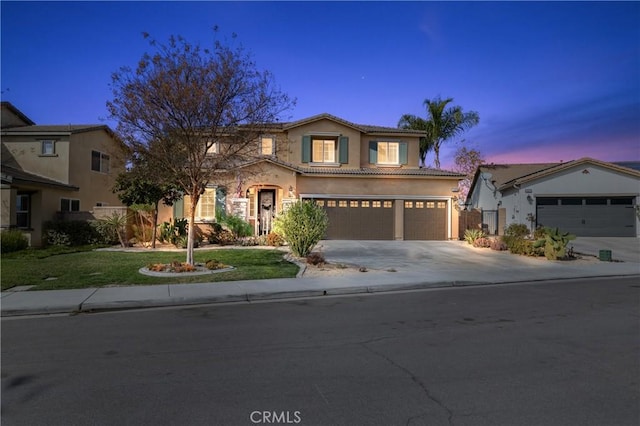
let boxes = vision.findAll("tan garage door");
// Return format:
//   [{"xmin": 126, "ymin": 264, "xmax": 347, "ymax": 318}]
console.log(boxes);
[
  {"xmin": 404, "ymin": 200, "xmax": 448, "ymax": 240},
  {"xmin": 312, "ymin": 199, "xmax": 394, "ymax": 240}
]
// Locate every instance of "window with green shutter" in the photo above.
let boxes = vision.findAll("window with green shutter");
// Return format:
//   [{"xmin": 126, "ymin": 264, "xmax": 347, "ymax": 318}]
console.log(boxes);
[
  {"xmin": 369, "ymin": 141, "xmax": 407, "ymax": 165},
  {"xmin": 303, "ymin": 135, "xmax": 347, "ymax": 164}
]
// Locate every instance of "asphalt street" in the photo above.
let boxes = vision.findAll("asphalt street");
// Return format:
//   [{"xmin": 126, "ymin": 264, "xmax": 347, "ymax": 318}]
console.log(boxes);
[{"xmin": 2, "ymin": 277, "xmax": 639, "ymax": 426}]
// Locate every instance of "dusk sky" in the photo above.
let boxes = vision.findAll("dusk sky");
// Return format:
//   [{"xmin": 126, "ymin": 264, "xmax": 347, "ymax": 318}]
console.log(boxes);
[{"xmin": 2, "ymin": 1, "xmax": 639, "ymax": 169}]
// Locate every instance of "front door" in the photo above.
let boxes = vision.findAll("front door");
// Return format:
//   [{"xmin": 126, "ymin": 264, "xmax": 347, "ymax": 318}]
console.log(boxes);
[{"xmin": 258, "ymin": 189, "xmax": 276, "ymax": 235}]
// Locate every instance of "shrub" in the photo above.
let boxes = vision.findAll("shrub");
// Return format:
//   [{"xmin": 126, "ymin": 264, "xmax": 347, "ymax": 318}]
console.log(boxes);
[
  {"xmin": 273, "ymin": 200, "xmax": 328, "ymax": 257},
  {"xmin": 306, "ymin": 252, "xmax": 326, "ymax": 266},
  {"xmin": 43, "ymin": 220, "xmax": 102, "ymax": 246},
  {"xmin": 504, "ymin": 223, "xmax": 529, "ymax": 238},
  {"xmin": 472, "ymin": 237, "xmax": 491, "ymax": 248},
  {"xmin": 205, "ymin": 259, "xmax": 229, "ymax": 270},
  {"xmin": 490, "ymin": 239, "xmax": 508, "ymax": 251},
  {"xmin": 93, "ymin": 212, "xmax": 129, "ymax": 248},
  {"xmin": 215, "ymin": 210, "xmax": 253, "ymax": 239},
  {"xmin": 1, "ymin": 229, "xmax": 29, "ymax": 253},
  {"xmin": 207, "ymin": 222, "xmax": 236, "ymax": 245},
  {"xmin": 266, "ymin": 232, "xmax": 284, "ymax": 247},
  {"xmin": 533, "ymin": 227, "xmax": 576, "ymax": 260},
  {"xmin": 158, "ymin": 218, "xmax": 188, "ymax": 246},
  {"xmin": 464, "ymin": 229, "xmax": 485, "ymax": 245}
]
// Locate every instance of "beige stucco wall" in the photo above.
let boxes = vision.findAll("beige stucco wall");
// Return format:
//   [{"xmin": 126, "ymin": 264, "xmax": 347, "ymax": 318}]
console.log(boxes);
[
  {"xmin": 68, "ymin": 130, "xmax": 125, "ymax": 209},
  {"xmin": 297, "ymin": 175, "xmax": 459, "ymax": 197},
  {"xmin": 1, "ymin": 185, "xmax": 17, "ymax": 228},
  {"xmin": 286, "ymin": 119, "xmax": 362, "ymax": 167},
  {"xmin": 2, "ymin": 138, "xmax": 71, "ymax": 183}
]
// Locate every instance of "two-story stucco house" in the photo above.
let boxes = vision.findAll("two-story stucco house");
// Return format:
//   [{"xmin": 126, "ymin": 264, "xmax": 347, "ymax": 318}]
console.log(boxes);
[
  {"xmin": 1, "ymin": 102, "xmax": 125, "ymax": 246},
  {"xmin": 163, "ymin": 113, "xmax": 464, "ymax": 240},
  {"xmin": 466, "ymin": 157, "xmax": 640, "ymax": 237}
]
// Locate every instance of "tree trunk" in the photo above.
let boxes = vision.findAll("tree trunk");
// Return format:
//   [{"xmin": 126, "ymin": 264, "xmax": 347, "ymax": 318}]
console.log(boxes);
[
  {"xmin": 433, "ymin": 144, "xmax": 441, "ymax": 169},
  {"xmin": 151, "ymin": 201, "xmax": 159, "ymax": 249},
  {"xmin": 186, "ymin": 192, "xmax": 199, "ymax": 265}
]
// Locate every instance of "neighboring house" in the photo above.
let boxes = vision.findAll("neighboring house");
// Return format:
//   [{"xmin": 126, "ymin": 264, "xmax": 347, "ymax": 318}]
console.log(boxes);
[
  {"xmin": 1, "ymin": 102, "xmax": 126, "ymax": 246},
  {"xmin": 466, "ymin": 157, "xmax": 640, "ymax": 237},
  {"xmin": 161, "ymin": 113, "xmax": 464, "ymax": 240}
]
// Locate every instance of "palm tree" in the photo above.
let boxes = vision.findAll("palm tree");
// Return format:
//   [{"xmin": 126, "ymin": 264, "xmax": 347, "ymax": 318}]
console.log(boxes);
[{"xmin": 398, "ymin": 97, "xmax": 479, "ymax": 169}]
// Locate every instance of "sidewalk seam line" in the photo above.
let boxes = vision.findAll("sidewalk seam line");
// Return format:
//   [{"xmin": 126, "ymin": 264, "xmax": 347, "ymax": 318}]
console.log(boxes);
[{"xmin": 78, "ymin": 288, "xmax": 100, "ymax": 312}]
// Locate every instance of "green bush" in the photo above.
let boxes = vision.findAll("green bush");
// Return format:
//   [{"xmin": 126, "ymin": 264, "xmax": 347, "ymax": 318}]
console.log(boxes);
[
  {"xmin": 273, "ymin": 200, "xmax": 328, "ymax": 257},
  {"xmin": 504, "ymin": 223, "xmax": 529, "ymax": 238},
  {"xmin": 158, "ymin": 218, "xmax": 188, "ymax": 245},
  {"xmin": 1, "ymin": 229, "xmax": 29, "ymax": 253},
  {"xmin": 464, "ymin": 229, "xmax": 485, "ymax": 245},
  {"xmin": 93, "ymin": 212, "xmax": 129, "ymax": 247},
  {"xmin": 533, "ymin": 227, "xmax": 576, "ymax": 260},
  {"xmin": 43, "ymin": 220, "xmax": 102, "ymax": 246},
  {"xmin": 215, "ymin": 210, "xmax": 253, "ymax": 239}
]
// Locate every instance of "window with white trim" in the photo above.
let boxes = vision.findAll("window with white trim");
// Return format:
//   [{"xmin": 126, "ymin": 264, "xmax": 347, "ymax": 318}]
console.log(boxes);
[
  {"xmin": 91, "ymin": 150, "xmax": 110, "ymax": 173},
  {"xmin": 41, "ymin": 140, "xmax": 56, "ymax": 156},
  {"xmin": 260, "ymin": 135, "xmax": 275, "ymax": 156},
  {"xmin": 369, "ymin": 141, "xmax": 408, "ymax": 166},
  {"xmin": 312, "ymin": 138, "xmax": 336, "ymax": 163},
  {"xmin": 378, "ymin": 142, "xmax": 399, "ymax": 164},
  {"xmin": 206, "ymin": 141, "xmax": 219, "ymax": 156},
  {"xmin": 184, "ymin": 187, "xmax": 226, "ymax": 222}
]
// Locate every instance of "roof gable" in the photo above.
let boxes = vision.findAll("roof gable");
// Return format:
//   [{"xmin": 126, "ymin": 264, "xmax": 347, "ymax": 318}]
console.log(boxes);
[{"xmin": 280, "ymin": 113, "xmax": 424, "ymax": 137}]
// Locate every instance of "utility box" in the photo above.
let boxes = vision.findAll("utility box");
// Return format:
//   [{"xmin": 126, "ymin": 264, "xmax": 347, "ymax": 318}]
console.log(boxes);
[{"xmin": 598, "ymin": 250, "xmax": 612, "ymax": 262}]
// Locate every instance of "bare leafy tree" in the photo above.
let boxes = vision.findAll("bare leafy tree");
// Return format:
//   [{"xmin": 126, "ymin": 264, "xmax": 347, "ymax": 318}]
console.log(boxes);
[
  {"xmin": 399, "ymin": 97, "xmax": 479, "ymax": 169},
  {"xmin": 107, "ymin": 32, "xmax": 294, "ymax": 264}
]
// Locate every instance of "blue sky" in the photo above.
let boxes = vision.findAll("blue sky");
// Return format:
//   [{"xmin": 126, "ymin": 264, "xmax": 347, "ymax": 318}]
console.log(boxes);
[{"xmin": 2, "ymin": 1, "xmax": 639, "ymax": 169}]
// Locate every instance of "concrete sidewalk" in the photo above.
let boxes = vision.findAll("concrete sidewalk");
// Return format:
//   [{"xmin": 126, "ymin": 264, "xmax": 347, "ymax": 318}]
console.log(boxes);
[{"xmin": 2, "ymin": 241, "xmax": 639, "ymax": 317}]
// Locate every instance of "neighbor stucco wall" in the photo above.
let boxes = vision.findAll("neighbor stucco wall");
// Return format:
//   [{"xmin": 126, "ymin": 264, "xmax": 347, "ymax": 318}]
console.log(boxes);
[
  {"xmin": 68, "ymin": 130, "xmax": 125, "ymax": 209},
  {"xmin": 2, "ymin": 137, "xmax": 71, "ymax": 183}
]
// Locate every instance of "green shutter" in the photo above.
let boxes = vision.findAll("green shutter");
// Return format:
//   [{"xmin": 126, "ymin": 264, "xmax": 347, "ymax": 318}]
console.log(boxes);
[
  {"xmin": 173, "ymin": 198, "xmax": 184, "ymax": 219},
  {"xmin": 302, "ymin": 135, "xmax": 311, "ymax": 163},
  {"xmin": 399, "ymin": 142, "xmax": 408, "ymax": 165},
  {"xmin": 369, "ymin": 141, "xmax": 378, "ymax": 164},
  {"xmin": 338, "ymin": 136, "xmax": 349, "ymax": 164}
]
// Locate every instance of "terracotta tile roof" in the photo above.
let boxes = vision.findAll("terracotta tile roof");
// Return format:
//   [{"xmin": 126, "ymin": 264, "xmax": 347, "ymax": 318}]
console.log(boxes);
[
  {"xmin": 478, "ymin": 162, "xmax": 559, "ymax": 188},
  {"xmin": 242, "ymin": 157, "xmax": 463, "ymax": 178},
  {"xmin": 279, "ymin": 113, "xmax": 425, "ymax": 136}
]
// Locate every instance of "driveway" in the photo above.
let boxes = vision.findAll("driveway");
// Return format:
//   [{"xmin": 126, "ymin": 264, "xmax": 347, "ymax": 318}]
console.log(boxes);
[
  {"xmin": 313, "ymin": 238, "xmax": 640, "ymax": 276},
  {"xmin": 570, "ymin": 237, "xmax": 640, "ymax": 263}
]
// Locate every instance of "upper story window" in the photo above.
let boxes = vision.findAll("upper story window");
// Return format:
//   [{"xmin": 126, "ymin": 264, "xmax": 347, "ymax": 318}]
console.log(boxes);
[
  {"xmin": 312, "ymin": 138, "xmax": 336, "ymax": 163},
  {"xmin": 260, "ymin": 135, "xmax": 275, "ymax": 156},
  {"xmin": 206, "ymin": 141, "xmax": 219, "ymax": 156},
  {"xmin": 40, "ymin": 140, "xmax": 56, "ymax": 156},
  {"xmin": 91, "ymin": 150, "xmax": 110, "ymax": 173},
  {"xmin": 369, "ymin": 141, "xmax": 408, "ymax": 166},
  {"xmin": 377, "ymin": 142, "xmax": 399, "ymax": 165},
  {"xmin": 301, "ymin": 135, "xmax": 349, "ymax": 164}
]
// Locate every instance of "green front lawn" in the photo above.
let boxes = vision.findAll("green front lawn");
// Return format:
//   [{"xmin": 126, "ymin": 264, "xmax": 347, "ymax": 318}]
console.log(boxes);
[{"xmin": 1, "ymin": 247, "xmax": 298, "ymax": 291}]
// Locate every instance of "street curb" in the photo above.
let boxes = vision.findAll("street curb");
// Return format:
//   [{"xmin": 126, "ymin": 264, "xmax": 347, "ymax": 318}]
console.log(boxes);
[{"xmin": 2, "ymin": 273, "xmax": 638, "ymax": 317}]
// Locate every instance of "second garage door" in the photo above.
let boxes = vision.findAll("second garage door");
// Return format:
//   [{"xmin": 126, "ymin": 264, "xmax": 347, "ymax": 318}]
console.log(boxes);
[
  {"xmin": 313, "ymin": 199, "xmax": 394, "ymax": 240},
  {"xmin": 404, "ymin": 200, "xmax": 448, "ymax": 240},
  {"xmin": 537, "ymin": 196, "xmax": 636, "ymax": 237}
]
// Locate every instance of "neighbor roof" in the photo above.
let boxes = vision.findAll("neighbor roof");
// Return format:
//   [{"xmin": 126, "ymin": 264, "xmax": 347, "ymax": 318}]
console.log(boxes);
[
  {"xmin": 469, "ymin": 157, "xmax": 640, "ymax": 199},
  {"xmin": 1, "ymin": 164, "xmax": 79, "ymax": 191}
]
